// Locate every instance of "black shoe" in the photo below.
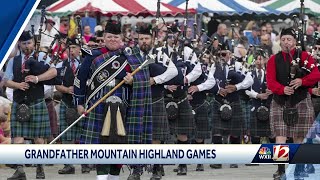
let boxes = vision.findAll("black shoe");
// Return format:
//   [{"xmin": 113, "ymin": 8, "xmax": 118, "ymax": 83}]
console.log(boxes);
[
  {"xmin": 230, "ymin": 164, "xmax": 238, "ymax": 168},
  {"xmin": 305, "ymin": 164, "xmax": 315, "ymax": 174},
  {"xmin": 6, "ymin": 164, "xmax": 17, "ymax": 169},
  {"xmin": 150, "ymin": 174, "xmax": 161, "ymax": 180},
  {"xmin": 81, "ymin": 164, "xmax": 90, "ymax": 174},
  {"xmin": 294, "ymin": 164, "xmax": 308, "ymax": 179},
  {"xmin": 58, "ymin": 165, "xmax": 75, "ymax": 174},
  {"xmin": 160, "ymin": 165, "xmax": 165, "ymax": 176},
  {"xmin": 150, "ymin": 165, "xmax": 162, "ymax": 180},
  {"xmin": 127, "ymin": 174, "xmax": 140, "ymax": 180},
  {"xmin": 173, "ymin": 166, "xmax": 178, "ymax": 172},
  {"xmin": 89, "ymin": 164, "xmax": 96, "ymax": 171},
  {"xmin": 273, "ymin": 170, "xmax": 286, "ymax": 180},
  {"xmin": 127, "ymin": 167, "xmax": 141, "ymax": 180},
  {"xmin": 177, "ymin": 165, "xmax": 187, "ymax": 176},
  {"xmin": 7, "ymin": 168, "xmax": 26, "ymax": 180},
  {"xmin": 36, "ymin": 165, "xmax": 45, "ymax": 179},
  {"xmin": 209, "ymin": 164, "xmax": 222, "ymax": 169},
  {"xmin": 196, "ymin": 164, "xmax": 204, "ymax": 171}
]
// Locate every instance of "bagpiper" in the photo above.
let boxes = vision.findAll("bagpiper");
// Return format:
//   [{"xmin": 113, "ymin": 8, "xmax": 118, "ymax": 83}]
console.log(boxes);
[
  {"xmin": 210, "ymin": 42, "xmax": 253, "ymax": 169},
  {"xmin": 266, "ymin": 27, "xmax": 320, "ymax": 180},
  {"xmin": 4, "ymin": 31, "xmax": 57, "ymax": 180},
  {"xmin": 55, "ymin": 37, "xmax": 90, "ymax": 175}
]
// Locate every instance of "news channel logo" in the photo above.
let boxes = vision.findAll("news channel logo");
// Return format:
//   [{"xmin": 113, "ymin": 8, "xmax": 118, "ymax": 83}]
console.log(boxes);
[{"xmin": 258, "ymin": 145, "xmax": 289, "ymax": 161}]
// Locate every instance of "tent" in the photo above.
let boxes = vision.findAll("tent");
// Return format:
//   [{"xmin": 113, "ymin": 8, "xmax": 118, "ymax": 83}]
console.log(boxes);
[
  {"xmin": 259, "ymin": 0, "xmax": 320, "ymax": 16},
  {"xmin": 164, "ymin": 0, "xmax": 279, "ymax": 15},
  {"xmin": 47, "ymin": 0, "xmax": 195, "ymax": 17}
]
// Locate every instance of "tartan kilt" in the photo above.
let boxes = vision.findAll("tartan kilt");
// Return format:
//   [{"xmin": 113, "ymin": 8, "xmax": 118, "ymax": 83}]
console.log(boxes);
[
  {"xmin": 11, "ymin": 99, "xmax": 51, "ymax": 138},
  {"xmin": 270, "ymin": 95, "xmax": 314, "ymax": 138},
  {"xmin": 45, "ymin": 99, "xmax": 58, "ymax": 137},
  {"xmin": 59, "ymin": 102, "xmax": 82, "ymax": 143},
  {"xmin": 249, "ymin": 109, "xmax": 271, "ymax": 137},
  {"xmin": 80, "ymin": 102, "xmax": 105, "ymax": 144},
  {"xmin": 240, "ymin": 99, "xmax": 251, "ymax": 131},
  {"xmin": 152, "ymin": 97, "xmax": 170, "ymax": 142},
  {"xmin": 165, "ymin": 97, "xmax": 195, "ymax": 137},
  {"xmin": 212, "ymin": 100, "xmax": 243, "ymax": 136},
  {"xmin": 191, "ymin": 101, "xmax": 211, "ymax": 139},
  {"xmin": 206, "ymin": 95, "xmax": 215, "ymax": 130},
  {"xmin": 312, "ymin": 97, "xmax": 320, "ymax": 117}
]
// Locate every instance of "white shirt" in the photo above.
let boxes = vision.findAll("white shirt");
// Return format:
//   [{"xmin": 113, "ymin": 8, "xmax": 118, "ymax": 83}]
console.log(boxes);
[
  {"xmin": 197, "ymin": 64, "xmax": 216, "ymax": 91},
  {"xmin": 246, "ymin": 68, "xmax": 265, "ymax": 99},
  {"xmin": 184, "ymin": 46, "xmax": 202, "ymax": 83},
  {"xmin": 223, "ymin": 59, "xmax": 253, "ymax": 91},
  {"xmin": 152, "ymin": 48, "xmax": 178, "ymax": 84},
  {"xmin": 40, "ymin": 29, "xmax": 58, "ymax": 47}
]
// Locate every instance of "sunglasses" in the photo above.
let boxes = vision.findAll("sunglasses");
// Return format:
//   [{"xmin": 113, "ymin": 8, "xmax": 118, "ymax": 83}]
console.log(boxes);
[
  {"xmin": 315, "ymin": 47, "xmax": 320, "ymax": 51},
  {"xmin": 96, "ymin": 39, "xmax": 104, "ymax": 43},
  {"xmin": 220, "ymin": 52, "xmax": 227, "ymax": 57}
]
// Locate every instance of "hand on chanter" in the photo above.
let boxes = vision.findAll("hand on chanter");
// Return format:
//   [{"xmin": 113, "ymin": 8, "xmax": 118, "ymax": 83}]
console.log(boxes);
[{"xmin": 284, "ymin": 86, "xmax": 294, "ymax": 95}]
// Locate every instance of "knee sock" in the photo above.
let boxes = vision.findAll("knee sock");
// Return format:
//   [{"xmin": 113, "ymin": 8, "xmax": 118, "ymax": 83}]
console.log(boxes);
[
  {"xmin": 229, "ymin": 136, "xmax": 240, "ymax": 144},
  {"xmin": 269, "ymin": 137, "xmax": 276, "ymax": 143},
  {"xmin": 287, "ymin": 137, "xmax": 293, "ymax": 143},
  {"xmin": 251, "ymin": 137, "xmax": 261, "ymax": 144},
  {"xmin": 212, "ymin": 136, "xmax": 223, "ymax": 144},
  {"xmin": 177, "ymin": 140, "xmax": 188, "ymax": 166}
]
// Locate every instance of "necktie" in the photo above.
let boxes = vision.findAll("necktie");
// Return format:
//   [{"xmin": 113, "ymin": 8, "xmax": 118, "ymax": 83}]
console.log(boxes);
[
  {"xmin": 258, "ymin": 69, "xmax": 262, "ymax": 83},
  {"xmin": 223, "ymin": 63, "xmax": 227, "ymax": 80},
  {"xmin": 21, "ymin": 55, "xmax": 29, "ymax": 72},
  {"xmin": 71, "ymin": 59, "xmax": 76, "ymax": 74}
]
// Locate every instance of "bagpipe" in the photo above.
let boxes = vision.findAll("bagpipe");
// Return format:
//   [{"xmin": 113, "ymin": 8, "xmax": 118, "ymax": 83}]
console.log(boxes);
[{"xmin": 289, "ymin": 0, "xmax": 316, "ymax": 79}]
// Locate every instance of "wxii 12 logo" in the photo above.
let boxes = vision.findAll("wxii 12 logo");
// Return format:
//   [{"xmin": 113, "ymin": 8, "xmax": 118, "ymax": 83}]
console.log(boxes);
[{"xmin": 272, "ymin": 145, "xmax": 289, "ymax": 161}]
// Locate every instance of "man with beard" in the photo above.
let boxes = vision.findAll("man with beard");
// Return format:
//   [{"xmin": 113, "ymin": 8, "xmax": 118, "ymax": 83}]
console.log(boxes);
[
  {"xmin": 266, "ymin": 28, "xmax": 320, "ymax": 180},
  {"xmin": 74, "ymin": 20, "xmax": 152, "ymax": 180},
  {"xmin": 4, "ymin": 31, "xmax": 57, "ymax": 180},
  {"xmin": 55, "ymin": 38, "xmax": 90, "ymax": 175},
  {"xmin": 210, "ymin": 42, "xmax": 253, "ymax": 169},
  {"xmin": 131, "ymin": 24, "xmax": 178, "ymax": 180}
]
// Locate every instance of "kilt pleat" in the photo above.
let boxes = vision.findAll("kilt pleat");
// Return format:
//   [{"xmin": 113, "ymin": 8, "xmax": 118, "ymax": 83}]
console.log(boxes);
[
  {"xmin": 166, "ymin": 97, "xmax": 195, "ymax": 137},
  {"xmin": 212, "ymin": 100, "xmax": 243, "ymax": 136},
  {"xmin": 11, "ymin": 99, "xmax": 51, "ymax": 138},
  {"xmin": 80, "ymin": 102, "xmax": 105, "ymax": 144},
  {"xmin": 249, "ymin": 109, "xmax": 271, "ymax": 137},
  {"xmin": 46, "ymin": 99, "xmax": 58, "ymax": 137},
  {"xmin": 270, "ymin": 95, "xmax": 314, "ymax": 138},
  {"xmin": 240, "ymin": 99, "xmax": 251, "ymax": 131},
  {"xmin": 192, "ymin": 101, "xmax": 211, "ymax": 139},
  {"xmin": 206, "ymin": 96, "xmax": 215, "ymax": 130},
  {"xmin": 152, "ymin": 97, "xmax": 170, "ymax": 141},
  {"xmin": 312, "ymin": 97, "xmax": 320, "ymax": 117},
  {"xmin": 59, "ymin": 102, "xmax": 82, "ymax": 143}
]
